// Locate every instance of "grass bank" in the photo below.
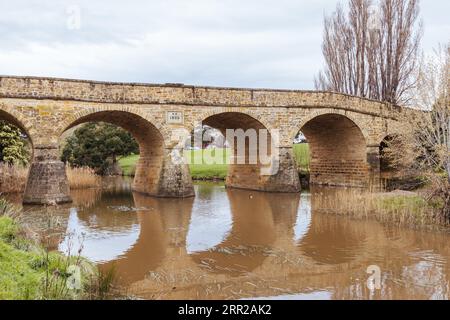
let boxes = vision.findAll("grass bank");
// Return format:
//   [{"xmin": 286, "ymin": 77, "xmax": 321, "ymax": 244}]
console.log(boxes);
[
  {"xmin": 292, "ymin": 143, "xmax": 310, "ymax": 172},
  {"xmin": 119, "ymin": 144, "xmax": 310, "ymax": 180},
  {"xmin": 0, "ymin": 199, "xmax": 114, "ymax": 299},
  {"xmin": 118, "ymin": 154, "xmax": 139, "ymax": 176},
  {"xmin": 119, "ymin": 149, "xmax": 229, "ymax": 180},
  {"xmin": 185, "ymin": 148, "xmax": 229, "ymax": 180}
]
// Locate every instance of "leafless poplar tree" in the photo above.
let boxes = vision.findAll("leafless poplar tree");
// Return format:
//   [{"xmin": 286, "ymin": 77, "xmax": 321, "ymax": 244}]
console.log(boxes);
[
  {"xmin": 386, "ymin": 44, "xmax": 450, "ymax": 220},
  {"xmin": 315, "ymin": 0, "xmax": 422, "ymax": 105}
]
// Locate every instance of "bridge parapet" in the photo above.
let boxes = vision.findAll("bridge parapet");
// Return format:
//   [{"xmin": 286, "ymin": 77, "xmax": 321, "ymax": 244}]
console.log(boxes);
[{"xmin": 0, "ymin": 76, "xmax": 396, "ymax": 117}]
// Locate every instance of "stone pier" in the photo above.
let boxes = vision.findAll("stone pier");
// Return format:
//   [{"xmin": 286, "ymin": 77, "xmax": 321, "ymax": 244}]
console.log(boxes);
[
  {"xmin": 262, "ymin": 147, "xmax": 301, "ymax": 192},
  {"xmin": 155, "ymin": 147, "xmax": 195, "ymax": 197},
  {"xmin": 23, "ymin": 146, "xmax": 72, "ymax": 205}
]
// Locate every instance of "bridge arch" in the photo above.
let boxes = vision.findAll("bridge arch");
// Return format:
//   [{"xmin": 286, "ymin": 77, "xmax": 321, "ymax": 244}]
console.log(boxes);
[
  {"xmin": 58, "ymin": 106, "xmax": 167, "ymax": 140},
  {"xmin": 294, "ymin": 112, "xmax": 369, "ymax": 187},
  {"xmin": 60, "ymin": 109, "xmax": 194, "ymax": 197},
  {"xmin": 0, "ymin": 105, "xmax": 36, "ymax": 144},
  {"xmin": 188, "ymin": 108, "xmax": 274, "ymax": 135},
  {"xmin": 0, "ymin": 108, "xmax": 34, "ymax": 196},
  {"xmin": 290, "ymin": 109, "xmax": 369, "ymax": 143},
  {"xmin": 195, "ymin": 111, "xmax": 300, "ymax": 192}
]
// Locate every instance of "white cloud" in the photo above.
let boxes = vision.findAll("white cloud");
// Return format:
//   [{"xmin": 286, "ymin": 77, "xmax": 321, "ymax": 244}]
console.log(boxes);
[{"xmin": 0, "ymin": 0, "xmax": 448, "ymax": 89}]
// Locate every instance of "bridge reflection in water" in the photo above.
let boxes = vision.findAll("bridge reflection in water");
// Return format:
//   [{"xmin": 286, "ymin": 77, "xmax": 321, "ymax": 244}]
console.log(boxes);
[{"xmin": 57, "ymin": 180, "xmax": 450, "ymax": 300}]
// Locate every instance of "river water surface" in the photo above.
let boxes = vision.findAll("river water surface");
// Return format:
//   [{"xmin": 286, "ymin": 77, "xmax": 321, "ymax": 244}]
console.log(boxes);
[{"xmin": 13, "ymin": 177, "xmax": 450, "ymax": 300}]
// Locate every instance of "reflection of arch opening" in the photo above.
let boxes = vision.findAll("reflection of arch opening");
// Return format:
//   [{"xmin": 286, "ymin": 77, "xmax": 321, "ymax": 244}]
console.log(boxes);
[
  {"xmin": 201, "ymin": 112, "xmax": 273, "ymax": 191},
  {"xmin": 62, "ymin": 111, "xmax": 165, "ymax": 196},
  {"xmin": 296, "ymin": 114, "xmax": 368, "ymax": 187},
  {"xmin": 189, "ymin": 188, "xmax": 277, "ymax": 275},
  {"xmin": 299, "ymin": 214, "xmax": 366, "ymax": 264},
  {"xmin": 299, "ymin": 186, "xmax": 367, "ymax": 264}
]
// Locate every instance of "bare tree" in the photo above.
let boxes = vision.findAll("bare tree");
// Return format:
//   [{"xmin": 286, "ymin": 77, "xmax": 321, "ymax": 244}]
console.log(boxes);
[
  {"xmin": 315, "ymin": 0, "xmax": 422, "ymax": 105},
  {"xmin": 386, "ymin": 44, "xmax": 450, "ymax": 220}
]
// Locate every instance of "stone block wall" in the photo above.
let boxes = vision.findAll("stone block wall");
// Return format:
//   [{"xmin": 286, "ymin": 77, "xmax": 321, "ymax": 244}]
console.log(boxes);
[
  {"xmin": 23, "ymin": 147, "xmax": 71, "ymax": 204},
  {"xmin": 0, "ymin": 76, "xmax": 401, "ymax": 204}
]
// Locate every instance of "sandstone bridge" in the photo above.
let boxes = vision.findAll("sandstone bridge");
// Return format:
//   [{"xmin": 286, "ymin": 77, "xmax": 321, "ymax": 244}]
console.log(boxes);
[{"xmin": 0, "ymin": 76, "xmax": 401, "ymax": 205}]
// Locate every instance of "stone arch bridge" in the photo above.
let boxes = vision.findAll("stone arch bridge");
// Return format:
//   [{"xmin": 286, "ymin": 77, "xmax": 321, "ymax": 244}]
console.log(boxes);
[{"xmin": 0, "ymin": 76, "xmax": 401, "ymax": 204}]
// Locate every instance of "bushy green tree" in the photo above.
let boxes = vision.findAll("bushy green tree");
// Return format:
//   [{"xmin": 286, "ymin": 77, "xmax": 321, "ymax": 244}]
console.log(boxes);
[
  {"xmin": 0, "ymin": 121, "xmax": 30, "ymax": 166},
  {"xmin": 61, "ymin": 122, "xmax": 139, "ymax": 174}
]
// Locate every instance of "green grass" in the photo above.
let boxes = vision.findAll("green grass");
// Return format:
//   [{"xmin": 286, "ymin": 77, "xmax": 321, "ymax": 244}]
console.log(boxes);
[
  {"xmin": 185, "ymin": 148, "xmax": 229, "ymax": 180},
  {"xmin": 0, "ymin": 199, "xmax": 108, "ymax": 300},
  {"xmin": 375, "ymin": 194, "xmax": 445, "ymax": 227},
  {"xmin": 0, "ymin": 235, "xmax": 42, "ymax": 299},
  {"xmin": 118, "ymin": 145, "xmax": 310, "ymax": 180},
  {"xmin": 118, "ymin": 154, "xmax": 139, "ymax": 176},
  {"xmin": 379, "ymin": 195, "xmax": 428, "ymax": 211},
  {"xmin": 293, "ymin": 144, "xmax": 310, "ymax": 172},
  {"xmin": 119, "ymin": 149, "xmax": 230, "ymax": 179},
  {"xmin": 0, "ymin": 216, "xmax": 62, "ymax": 299}
]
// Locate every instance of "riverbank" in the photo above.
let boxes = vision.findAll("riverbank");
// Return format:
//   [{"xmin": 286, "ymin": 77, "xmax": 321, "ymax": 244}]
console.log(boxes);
[
  {"xmin": 0, "ymin": 199, "xmax": 114, "ymax": 299},
  {"xmin": 118, "ymin": 144, "xmax": 310, "ymax": 180},
  {"xmin": 1, "ymin": 176, "xmax": 449, "ymax": 300},
  {"xmin": 26, "ymin": 179, "xmax": 450, "ymax": 300},
  {"xmin": 313, "ymin": 188, "xmax": 448, "ymax": 229}
]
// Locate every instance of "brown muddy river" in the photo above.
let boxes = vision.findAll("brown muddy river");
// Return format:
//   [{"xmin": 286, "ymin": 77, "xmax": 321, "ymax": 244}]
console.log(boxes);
[{"xmin": 12, "ymin": 177, "xmax": 450, "ymax": 300}]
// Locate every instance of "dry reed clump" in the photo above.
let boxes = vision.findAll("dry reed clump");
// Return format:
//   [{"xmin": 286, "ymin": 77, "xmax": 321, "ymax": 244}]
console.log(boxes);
[
  {"xmin": 0, "ymin": 164, "xmax": 101, "ymax": 193},
  {"xmin": 66, "ymin": 166, "xmax": 101, "ymax": 189},
  {"xmin": 0, "ymin": 163, "xmax": 28, "ymax": 194},
  {"xmin": 313, "ymin": 188, "xmax": 445, "ymax": 228}
]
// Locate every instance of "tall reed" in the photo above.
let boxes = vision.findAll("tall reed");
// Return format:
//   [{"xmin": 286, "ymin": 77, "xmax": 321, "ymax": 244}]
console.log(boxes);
[
  {"xmin": 66, "ymin": 166, "xmax": 101, "ymax": 189},
  {"xmin": 0, "ymin": 164, "xmax": 101, "ymax": 193},
  {"xmin": 312, "ymin": 188, "xmax": 445, "ymax": 228},
  {"xmin": 0, "ymin": 163, "xmax": 28, "ymax": 194}
]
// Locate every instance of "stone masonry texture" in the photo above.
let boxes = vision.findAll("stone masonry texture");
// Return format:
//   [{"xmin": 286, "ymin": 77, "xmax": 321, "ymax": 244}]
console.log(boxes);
[{"xmin": 0, "ymin": 76, "xmax": 401, "ymax": 204}]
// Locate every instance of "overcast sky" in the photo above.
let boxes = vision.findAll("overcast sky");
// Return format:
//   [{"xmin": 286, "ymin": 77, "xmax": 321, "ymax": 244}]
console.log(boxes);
[{"xmin": 0, "ymin": 0, "xmax": 448, "ymax": 89}]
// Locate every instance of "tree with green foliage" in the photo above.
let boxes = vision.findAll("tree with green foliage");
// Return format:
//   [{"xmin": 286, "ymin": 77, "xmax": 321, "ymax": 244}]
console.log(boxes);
[
  {"xmin": 61, "ymin": 122, "xmax": 139, "ymax": 175},
  {"xmin": 0, "ymin": 121, "xmax": 30, "ymax": 166}
]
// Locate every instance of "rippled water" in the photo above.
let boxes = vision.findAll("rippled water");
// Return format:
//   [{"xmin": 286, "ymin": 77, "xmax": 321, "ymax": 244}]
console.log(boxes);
[{"xmin": 14, "ymin": 178, "xmax": 450, "ymax": 300}]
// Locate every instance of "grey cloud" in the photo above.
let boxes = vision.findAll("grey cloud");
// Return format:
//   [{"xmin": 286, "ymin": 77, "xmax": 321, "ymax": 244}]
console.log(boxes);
[{"xmin": 0, "ymin": 0, "xmax": 448, "ymax": 89}]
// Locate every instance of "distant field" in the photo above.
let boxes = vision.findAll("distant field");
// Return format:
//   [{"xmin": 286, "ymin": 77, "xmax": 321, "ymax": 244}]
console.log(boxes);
[
  {"xmin": 293, "ymin": 143, "xmax": 310, "ymax": 172},
  {"xmin": 118, "ymin": 144, "xmax": 309, "ymax": 179},
  {"xmin": 119, "ymin": 154, "xmax": 140, "ymax": 176},
  {"xmin": 184, "ymin": 148, "xmax": 229, "ymax": 179}
]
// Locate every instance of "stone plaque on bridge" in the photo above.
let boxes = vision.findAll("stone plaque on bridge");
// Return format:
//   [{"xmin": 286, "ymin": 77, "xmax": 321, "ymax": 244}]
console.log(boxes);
[{"xmin": 166, "ymin": 111, "xmax": 184, "ymax": 124}]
